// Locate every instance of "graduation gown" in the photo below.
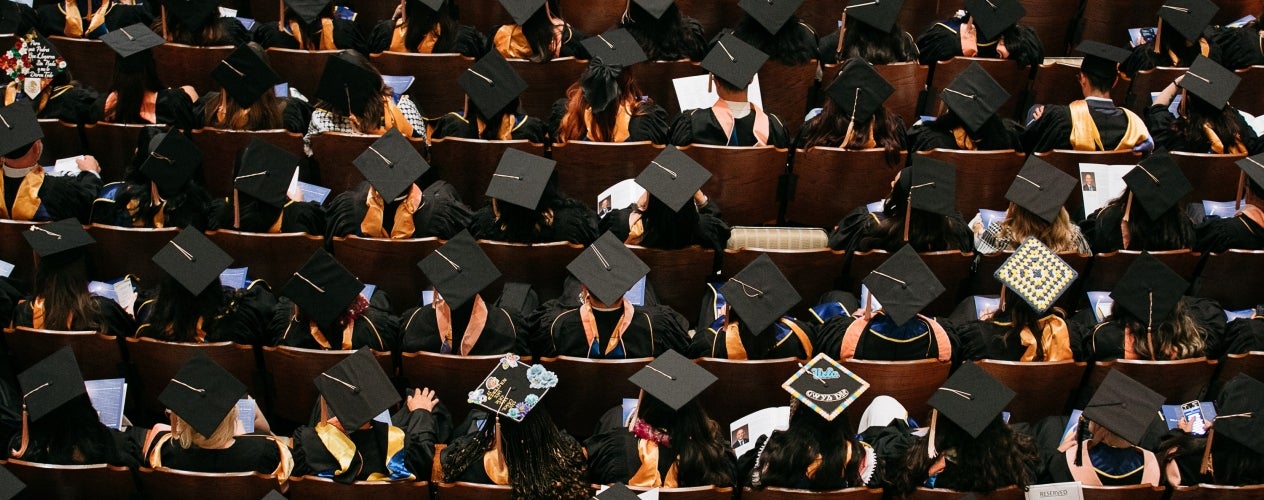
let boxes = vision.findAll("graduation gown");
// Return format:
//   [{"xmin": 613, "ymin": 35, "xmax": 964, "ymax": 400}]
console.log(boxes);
[
  {"xmin": 324, "ymin": 180, "xmax": 472, "ymax": 240},
  {"xmin": 689, "ymin": 283, "xmax": 815, "ymax": 360},
  {"xmin": 1, "ymin": 167, "xmax": 100, "ymax": 223},
  {"xmin": 439, "ymin": 409, "xmax": 586, "ymax": 486},
  {"xmin": 598, "ymin": 201, "xmax": 731, "ymax": 251},
  {"xmin": 31, "ymin": 84, "xmax": 99, "ymax": 124},
  {"xmin": 944, "ymin": 300, "xmax": 1077, "ymax": 363},
  {"xmin": 269, "ymin": 293, "xmax": 401, "ymax": 351},
  {"xmin": 623, "ymin": 17, "xmax": 707, "ymax": 62},
  {"xmin": 291, "ymin": 407, "xmax": 446, "ymax": 483},
  {"xmin": 252, "ymin": 17, "xmax": 368, "ymax": 54},
  {"xmin": 812, "ymin": 296, "xmax": 955, "ymax": 362},
  {"xmin": 36, "ymin": 0, "xmax": 152, "ymax": 38},
  {"xmin": 1077, "ymin": 202, "xmax": 1193, "ymax": 254},
  {"xmin": 398, "ymin": 296, "xmax": 529, "ymax": 355},
  {"xmin": 1195, "ymin": 210, "xmax": 1264, "ymax": 253},
  {"xmin": 210, "ymin": 196, "xmax": 327, "ymax": 235},
  {"xmin": 584, "ymin": 405, "xmax": 737, "ymax": 488},
  {"xmin": 1031, "ymin": 416, "xmax": 1161, "ymax": 486},
  {"xmin": 548, "ymin": 99, "xmax": 670, "ymax": 144},
  {"xmin": 529, "ymin": 299, "xmax": 689, "ymax": 359},
  {"xmin": 9, "ymin": 424, "xmax": 145, "ymax": 467},
  {"xmin": 133, "ymin": 282, "xmax": 278, "ymax": 345},
  {"xmin": 467, "ymin": 198, "xmax": 599, "ymax": 245},
  {"xmin": 92, "ymin": 87, "xmax": 201, "ymax": 132},
  {"xmin": 487, "ymin": 22, "xmax": 589, "ymax": 62},
  {"xmin": 826, "ymin": 206, "xmax": 974, "ymax": 253},
  {"xmin": 1211, "ymin": 25, "xmax": 1264, "ymax": 70},
  {"xmin": 726, "ymin": 17, "xmax": 818, "ymax": 66},
  {"xmin": 916, "ymin": 20, "xmax": 1044, "ymax": 66},
  {"xmin": 908, "ymin": 115, "xmax": 1024, "ymax": 152},
  {"xmin": 1144, "ymin": 105, "xmax": 1263, "ymax": 155},
  {"xmin": 368, "ymin": 19, "xmax": 486, "ymax": 56},
  {"xmin": 146, "ymin": 432, "xmax": 288, "ymax": 476},
  {"xmin": 1074, "ymin": 296, "xmax": 1227, "ymax": 361},
  {"xmin": 669, "ymin": 105, "xmax": 792, "ymax": 148},
  {"xmin": 817, "ymin": 28, "xmax": 919, "ymax": 65},
  {"xmin": 0, "ymin": 1, "xmax": 39, "ymax": 35},
  {"xmin": 1022, "ymin": 98, "xmax": 1151, "ymax": 154},
  {"xmin": 90, "ymin": 181, "xmax": 216, "ymax": 230},
  {"xmin": 1122, "ymin": 38, "xmax": 1221, "ymax": 77},
  {"xmin": 194, "ymin": 91, "xmax": 315, "ymax": 134},
  {"xmin": 10, "ymin": 295, "xmax": 135, "ymax": 339},
  {"xmin": 428, "ymin": 112, "xmax": 548, "ymax": 143}
]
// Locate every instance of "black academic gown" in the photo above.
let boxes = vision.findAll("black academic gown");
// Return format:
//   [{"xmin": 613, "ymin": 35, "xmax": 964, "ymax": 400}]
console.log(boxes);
[
  {"xmin": 133, "ymin": 283, "xmax": 278, "ymax": 346},
  {"xmin": 1022, "ymin": 98, "xmax": 1142, "ymax": 154},
  {"xmin": 584, "ymin": 405, "xmax": 737, "ymax": 487},
  {"xmin": 817, "ymin": 27, "xmax": 919, "ymax": 65},
  {"xmin": 942, "ymin": 299, "xmax": 1080, "ymax": 363},
  {"xmin": 726, "ymin": 16, "xmax": 818, "ymax": 66},
  {"xmin": 193, "ymin": 91, "xmax": 315, "ymax": 134},
  {"xmin": 90, "ymin": 180, "xmax": 216, "ymax": 230},
  {"xmin": 1195, "ymin": 212, "xmax": 1264, "ymax": 253},
  {"xmin": 148, "ymin": 433, "xmax": 285, "ymax": 475},
  {"xmin": 367, "ymin": 19, "xmax": 486, "ymax": 56},
  {"xmin": 2, "ymin": 169, "xmax": 100, "ymax": 223},
  {"xmin": 1144, "ymin": 105, "xmax": 1263, "ymax": 155},
  {"xmin": 269, "ymin": 293, "xmax": 401, "ymax": 351},
  {"xmin": 428, "ymin": 112, "xmax": 548, "ymax": 143},
  {"xmin": 291, "ymin": 406, "xmax": 447, "ymax": 484},
  {"xmin": 467, "ymin": 198, "xmax": 599, "ymax": 245},
  {"xmin": 813, "ymin": 311, "xmax": 956, "ymax": 362},
  {"xmin": 35, "ymin": 84, "xmax": 99, "ymax": 124},
  {"xmin": 91, "ymin": 87, "xmax": 201, "ymax": 132},
  {"xmin": 1073, "ymin": 296, "xmax": 1227, "ymax": 361},
  {"xmin": 623, "ymin": 16, "xmax": 707, "ymax": 62},
  {"xmin": 1030, "ymin": 415, "xmax": 1163, "ymax": 486},
  {"xmin": 598, "ymin": 201, "xmax": 731, "ymax": 252},
  {"xmin": 398, "ymin": 298, "xmax": 529, "ymax": 355},
  {"xmin": 668, "ymin": 107, "xmax": 792, "ymax": 148},
  {"xmin": 0, "ymin": 0, "xmax": 38, "ymax": 35},
  {"xmin": 36, "ymin": 0, "xmax": 152, "ymax": 38},
  {"xmin": 1212, "ymin": 25, "xmax": 1264, "ymax": 70},
  {"xmin": 826, "ymin": 206, "xmax": 974, "ymax": 253},
  {"xmin": 1122, "ymin": 38, "xmax": 1222, "ymax": 77},
  {"xmin": 688, "ymin": 318, "xmax": 816, "ymax": 360},
  {"xmin": 1077, "ymin": 202, "xmax": 1193, "ymax": 254},
  {"xmin": 485, "ymin": 23, "xmax": 589, "ymax": 62},
  {"xmin": 916, "ymin": 20, "xmax": 1044, "ymax": 67},
  {"xmin": 324, "ymin": 180, "xmax": 472, "ymax": 240},
  {"xmin": 210, "ymin": 196, "xmax": 327, "ymax": 235},
  {"xmin": 548, "ymin": 99, "xmax": 671, "ymax": 144},
  {"xmin": 252, "ymin": 17, "xmax": 368, "ymax": 54},
  {"xmin": 908, "ymin": 114, "xmax": 1025, "ymax": 152},
  {"xmin": 528, "ymin": 300, "xmax": 690, "ymax": 359},
  {"xmin": 10, "ymin": 295, "xmax": 135, "ymax": 338}
]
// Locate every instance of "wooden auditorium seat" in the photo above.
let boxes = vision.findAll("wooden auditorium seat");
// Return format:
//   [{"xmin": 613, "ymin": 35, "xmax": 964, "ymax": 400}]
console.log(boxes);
[
  {"xmin": 137, "ymin": 467, "xmax": 277, "ymax": 499},
  {"xmin": 1033, "ymin": 149, "xmax": 1144, "ymax": 221},
  {"xmin": 1125, "ymin": 66, "xmax": 1188, "ymax": 114},
  {"xmin": 427, "ymin": 137, "xmax": 546, "ymax": 208},
  {"xmin": 924, "ymin": 57, "xmax": 1033, "ymax": 120},
  {"xmin": 628, "ymin": 244, "xmax": 716, "ymax": 327},
  {"xmin": 331, "ymin": 236, "xmax": 444, "ymax": 313},
  {"xmin": 125, "ymin": 337, "xmax": 259, "ymax": 421},
  {"xmin": 5, "ymin": 458, "xmax": 136, "ymax": 500},
  {"xmin": 266, "ymin": 48, "xmax": 339, "ymax": 98},
  {"xmin": 631, "ymin": 485, "xmax": 734, "ymax": 499},
  {"xmin": 721, "ymin": 248, "xmax": 848, "ymax": 319},
  {"xmin": 1074, "ymin": 0, "xmax": 1165, "ymax": 50},
  {"xmin": 4, "ymin": 326, "xmax": 126, "ymax": 380},
  {"xmin": 1079, "ymin": 250, "xmax": 1201, "ymax": 298},
  {"xmin": 152, "ymin": 43, "xmax": 234, "ymax": 95},
  {"xmin": 976, "ymin": 360, "xmax": 1088, "ymax": 425},
  {"xmin": 478, "ymin": 240, "xmax": 584, "ymax": 302},
  {"xmin": 696, "ymin": 357, "xmax": 801, "ymax": 428},
  {"xmin": 827, "ymin": 62, "xmax": 932, "ymax": 127},
  {"xmin": 48, "ymin": 36, "xmax": 115, "ymax": 92},
  {"xmin": 456, "ymin": 0, "xmax": 515, "ymax": 32},
  {"xmin": 1231, "ymin": 64, "xmax": 1264, "ymax": 116},
  {"xmin": 785, "ymin": 147, "xmax": 903, "ymax": 229},
  {"xmin": 920, "ymin": 149, "xmax": 1026, "ymax": 218},
  {"xmin": 507, "ymin": 57, "xmax": 587, "ymax": 118},
  {"xmin": 436, "ymin": 481, "xmax": 514, "ymax": 500},
  {"xmin": 1082, "ymin": 484, "xmax": 1167, "ymax": 500},
  {"xmin": 919, "ymin": 250, "xmax": 976, "ymax": 317},
  {"xmin": 557, "ymin": 0, "xmax": 627, "ymax": 36},
  {"xmin": 85, "ymin": 224, "xmax": 178, "ymax": 287},
  {"xmin": 287, "ymin": 475, "xmax": 429, "ymax": 500},
  {"xmin": 398, "ymin": 351, "xmax": 506, "ymax": 427},
  {"xmin": 1087, "ymin": 361, "xmax": 1217, "ymax": 405},
  {"xmin": 843, "ymin": 359, "xmax": 951, "ymax": 434},
  {"xmin": 0, "ymin": 219, "xmax": 42, "ymax": 288},
  {"xmin": 260, "ymin": 346, "xmax": 393, "ymax": 424},
  {"xmin": 191, "ymin": 128, "xmax": 306, "ymax": 198},
  {"xmin": 909, "ymin": 486, "xmax": 1024, "ymax": 500},
  {"xmin": 541, "ymin": 356, "xmax": 651, "ymax": 438},
  {"xmin": 758, "ymin": 61, "xmax": 817, "ymax": 136},
  {"xmin": 551, "ymin": 141, "xmax": 663, "ymax": 210},
  {"xmin": 634, "ymin": 60, "xmax": 708, "ymax": 116},
  {"xmin": 673, "ymin": 0, "xmax": 744, "ymax": 39},
  {"xmin": 681, "ymin": 145, "xmax": 788, "ymax": 226},
  {"xmin": 1019, "ymin": 0, "xmax": 1082, "ymax": 57},
  {"xmin": 370, "ymin": 52, "xmax": 474, "ymax": 117},
  {"xmin": 206, "ymin": 230, "xmax": 325, "ymax": 289},
  {"xmin": 37, "ymin": 119, "xmax": 85, "ymax": 167},
  {"xmin": 1170, "ymin": 152, "xmax": 1248, "ymax": 205},
  {"xmin": 742, "ymin": 486, "xmax": 884, "ymax": 500},
  {"xmin": 1214, "ymin": 352, "xmax": 1264, "ymax": 396},
  {"xmin": 77, "ymin": 122, "xmax": 148, "ymax": 183},
  {"xmin": 310, "ymin": 131, "xmax": 428, "ymax": 195}
]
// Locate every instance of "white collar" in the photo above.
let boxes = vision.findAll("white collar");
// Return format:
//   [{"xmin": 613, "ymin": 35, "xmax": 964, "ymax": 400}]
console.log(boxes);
[{"xmin": 3, "ymin": 166, "xmax": 35, "ymax": 178}]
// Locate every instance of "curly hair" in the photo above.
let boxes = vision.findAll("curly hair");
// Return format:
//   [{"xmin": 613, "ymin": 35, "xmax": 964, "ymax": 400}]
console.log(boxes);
[
  {"xmin": 753, "ymin": 403, "xmax": 869, "ymax": 490},
  {"xmin": 1109, "ymin": 298, "xmax": 1206, "ymax": 360},
  {"xmin": 997, "ymin": 203, "xmax": 1083, "ymax": 254},
  {"xmin": 886, "ymin": 415, "xmax": 1037, "ymax": 496},
  {"xmin": 638, "ymin": 396, "xmax": 735, "ymax": 487},
  {"xmin": 441, "ymin": 409, "xmax": 590, "ymax": 500}
]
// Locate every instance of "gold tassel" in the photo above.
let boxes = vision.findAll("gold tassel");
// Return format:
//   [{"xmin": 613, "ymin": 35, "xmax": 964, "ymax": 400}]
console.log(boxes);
[{"xmin": 926, "ymin": 409, "xmax": 939, "ymax": 459}]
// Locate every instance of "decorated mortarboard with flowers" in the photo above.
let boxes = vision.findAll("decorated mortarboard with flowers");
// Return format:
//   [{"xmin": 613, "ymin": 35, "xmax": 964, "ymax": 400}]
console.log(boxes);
[
  {"xmin": 467, "ymin": 354, "xmax": 558, "ymax": 422},
  {"xmin": 1, "ymin": 31, "xmax": 67, "ymax": 101},
  {"xmin": 782, "ymin": 353, "xmax": 869, "ymax": 421}
]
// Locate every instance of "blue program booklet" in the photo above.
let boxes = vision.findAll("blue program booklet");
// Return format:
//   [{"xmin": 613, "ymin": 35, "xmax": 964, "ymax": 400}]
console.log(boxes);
[
  {"xmin": 1087, "ymin": 291, "xmax": 1114, "ymax": 322},
  {"xmin": 625, "ymin": 276, "xmax": 647, "ymax": 307},
  {"xmin": 0, "ymin": 259, "xmax": 13, "ymax": 279},
  {"xmin": 273, "ymin": 83, "xmax": 289, "ymax": 98},
  {"xmin": 1226, "ymin": 309, "xmax": 1255, "ymax": 322},
  {"xmin": 621, "ymin": 398, "xmax": 638, "ymax": 424},
  {"xmin": 1161, "ymin": 402, "xmax": 1216, "ymax": 434},
  {"xmin": 1203, "ymin": 200, "xmax": 1239, "ymax": 218},
  {"xmin": 382, "ymin": 75, "xmax": 415, "ymax": 102},
  {"xmin": 296, "ymin": 182, "xmax": 331, "ymax": 205},
  {"xmin": 237, "ymin": 17, "xmax": 255, "ymax": 30},
  {"xmin": 974, "ymin": 296, "xmax": 1001, "ymax": 320},
  {"xmin": 421, "ymin": 290, "xmax": 434, "ymax": 306},
  {"xmin": 237, "ymin": 399, "xmax": 255, "ymax": 433},
  {"xmin": 361, "ymin": 284, "xmax": 376, "ymax": 300},
  {"xmin": 219, "ymin": 267, "xmax": 249, "ymax": 290},
  {"xmin": 333, "ymin": 5, "xmax": 356, "ymax": 21},
  {"xmin": 85, "ymin": 378, "xmax": 128, "ymax": 430},
  {"xmin": 978, "ymin": 209, "xmax": 1006, "ymax": 227}
]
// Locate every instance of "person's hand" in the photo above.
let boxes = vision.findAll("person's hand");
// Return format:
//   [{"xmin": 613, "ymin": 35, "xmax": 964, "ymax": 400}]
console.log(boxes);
[
  {"xmin": 76, "ymin": 155, "xmax": 101, "ymax": 174},
  {"xmin": 407, "ymin": 387, "xmax": 439, "ymax": 412},
  {"xmin": 1031, "ymin": 104, "xmax": 1045, "ymax": 121},
  {"xmin": 392, "ymin": 0, "xmax": 405, "ymax": 20},
  {"xmin": 693, "ymin": 190, "xmax": 708, "ymax": 207},
  {"xmin": 960, "ymin": 18, "xmax": 979, "ymax": 57},
  {"xmin": 1177, "ymin": 415, "xmax": 1194, "ymax": 433}
]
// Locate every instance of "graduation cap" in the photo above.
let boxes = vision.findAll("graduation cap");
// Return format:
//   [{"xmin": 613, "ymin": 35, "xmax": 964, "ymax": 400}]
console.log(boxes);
[
  {"xmin": 213, "ymin": 45, "xmax": 284, "ymax": 107},
  {"xmin": 1006, "ymin": 156, "xmax": 1077, "ymax": 223},
  {"xmin": 158, "ymin": 352, "xmax": 248, "ymax": 437},
  {"xmin": 844, "ymin": 0, "xmax": 904, "ymax": 33},
  {"xmin": 315, "ymin": 51, "xmax": 382, "ymax": 117},
  {"xmin": 17, "ymin": 347, "xmax": 87, "ymax": 422},
  {"xmin": 630, "ymin": 349, "xmax": 716, "ymax": 411},
  {"xmin": 567, "ymin": 232, "xmax": 649, "ymax": 305},
  {"xmin": 235, "ymin": 138, "xmax": 299, "ymax": 208},
  {"xmin": 460, "ymin": 51, "xmax": 529, "ymax": 119},
  {"xmin": 100, "ymin": 23, "xmax": 165, "ymax": 59},
  {"xmin": 862, "ymin": 245, "xmax": 945, "ymax": 326},
  {"xmin": 582, "ymin": 29, "xmax": 648, "ymax": 67},
  {"xmin": 499, "ymin": 0, "xmax": 546, "ymax": 25},
  {"xmin": 467, "ymin": 354, "xmax": 556, "ymax": 422},
  {"xmin": 1158, "ymin": 0, "xmax": 1217, "ymax": 41},
  {"xmin": 0, "ymin": 466, "xmax": 24, "ymax": 500},
  {"xmin": 486, "ymin": 148, "xmax": 555, "ymax": 210},
  {"xmin": 0, "ymin": 102, "xmax": 42, "ymax": 157},
  {"xmin": 631, "ymin": 0, "xmax": 675, "ymax": 19},
  {"xmin": 283, "ymin": 0, "xmax": 334, "ymax": 25},
  {"xmin": 1234, "ymin": 152, "xmax": 1264, "ymax": 196},
  {"xmin": 163, "ymin": 0, "xmax": 220, "ymax": 28},
  {"xmin": 596, "ymin": 483, "xmax": 641, "ymax": 500},
  {"xmin": 928, "ymin": 363, "xmax": 1014, "ymax": 438},
  {"xmin": 782, "ymin": 353, "xmax": 870, "ymax": 421},
  {"xmin": 994, "ymin": 238, "xmax": 1078, "ymax": 314},
  {"xmin": 1109, "ymin": 252, "xmax": 1188, "ymax": 330},
  {"xmin": 1076, "ymin": 40, "xmax": 1131, "ymax": 82},
  {"xmin": 1178, "ymin": 56, "xmax": 1240, "ymax": 110},
  {"xmin": 963, "ymin": 0, "xmax": 1026, "ymax": 42},
  {"xmin": 719, "ymin": 253, "xmax": 801, "ymax": 334},
  {"xmin": 1, "ymin": 31, "xmax": 66, "ymax": 100},
  {"xmin": 701, "ymin": 34, "xmax": 767, "ymax": 90},
  {"xmin": 261, "ymin": 491, "xmax": 286, "ymax": 500},
  {"xmin": 903, "ymin": 156, "xmax": 958, "ymax": 217},
  {"xmin": 313, "ymin": 348, "xmax": 400, "ymax": 430},
  {"xmin": 1084, "ymin": 369, "xmax": 1163, "ymax": 446},
  {"xmin": 737, "ymin": 0, "xmax": 805, "ymax": 33},
  {"xmin": 152, "ymin": 229, "xmax": 234, "ymax": 295},
  {"xmin": 139, "ymin": 132, "xmax": 202, "ymax": 197},
  {"xmin": 352, "ymin": 128, "xmax": 430, "ymax": 201},
  {"xmin": 22, "ymin": 219, "xmax": 94, "ymax": 258},
  {"xmin": 282, "ymin": 249, "xmax": 364, "ymax": 330},
  {"xmin": 940, "ymin": 62, "xmax": 1009, "ymax": 133},
  {"xmin": 1123, "ymin": 152, "xmax": 1193, "ymax": 217},
  {"xmin": 635, "ymin": 146, "xmax": 711, "ymax": 212},
  {"xmin": 1211, "ymin": 374, "xmax": 1264, "ymax": 455},
  {"xmin": 826, "ymin": 59, "xmax": 894, "ymax": 125},
  {"xmin": 418, "ymin": 230, "xmax": 501, "ymax": 309}
]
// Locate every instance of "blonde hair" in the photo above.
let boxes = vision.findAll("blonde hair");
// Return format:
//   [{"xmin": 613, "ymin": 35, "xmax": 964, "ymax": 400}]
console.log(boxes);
[
  {"xmin": 171, "ymin": 406, "xmax": 239, "ymax": 450},
  {"xmin": 1127, "ymin": 299, "xmax": 1206, "ymax": 360},
  {"xmin": 999, "ymin": 203, "xmax": 1083, "ymax": 253}
]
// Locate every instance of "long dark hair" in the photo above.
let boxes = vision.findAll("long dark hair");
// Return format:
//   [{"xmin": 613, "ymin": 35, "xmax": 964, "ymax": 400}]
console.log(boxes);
[
  {"xmin": 403, "ymin": 0, "xmax": 457, "ymax": 52},
  {"xmin": 730, "ymin": 14, "xmax": 816, "ymax": 65},
  {"xmin": 152, "ymin": 10, "xmax": 229, "ymax": 45},
  {"xmin": 861, "ymin": 168, "xmax": 971, "ymax": 252},
  {"xmin": 556, "ymin": 64, "xmax": 647, "ymax": 142},
  {"xmin": 620, "ymin": 1, "xmax": 705, "ymax": 61},
  {"xmin": 887, "ymin": 415, "xmax": 1037, "ymax": 496},
  {"xmin": 638, "ymin": 396, "xmax": 735, "ymax": 487},
  {"xmin": 283, "ymin": 4, "xmax": 333, "ymax": 50},
  {"xmin": 838, "ymin": 17, "xmax": 917, "ymax": 64},
  {"xmin": 1174, "ymin": 93, "xmax": 1248, "ymax": 153},
  {"xmin": 14, "ymin": 394, "xmax": 120, "ymax": 465},
  {"xmin": 314, "ymin": 51, "xmax": 388, "ymax": 132},
  {"xmin": 107, "ymin": 51, "xmax": 163, "ymax": 124},
  {"xmin": 519, "ymin": 0, "xmax": 565, "ymax": 62},
  {"xmin": 754, "ymin": 404, "xmax": 867, "ymax": 490},
  {"xmin": 1099, "ymin": 188, "xmax": 1196, "ymax": 250},
  {"xmin": 638, "ymin": 195, "xmax": 701, "ymax": 250},
  {"xmin": 206, "ymin": 44, "xmax": 285, "ymax": 131},
  {"xmin": 143, "ymin": 276, "xmax": 226, "ymax": 343},
  {"xmin": 441, "ymin": 409, "xmax": 589, "ymax": 500},
  {"xmin": 32, "ymin": 251, "xmax": 104, "ymax": 333},
  {"xmin": 491, "ymin": 170, "xmax": 563, "ymax": 242},
  {"xmin": 800, "ymin": 86, "xmax": 904, "ymax": 164}
]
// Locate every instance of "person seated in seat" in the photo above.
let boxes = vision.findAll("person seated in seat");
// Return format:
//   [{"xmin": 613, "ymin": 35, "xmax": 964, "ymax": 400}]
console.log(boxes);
[
  {"xmin": 1147, "ymin": 57, "xmax": 1263, "ymax": 155},
  {"xmin": 1, "ymin": 32, "xmax": 100, "ymax": 124},
  {"xmin": 467, "ymin": 149, "xmax": 599, "ymax": 245},
  {"xmin": 798, "ymin": 59, "xmax": 906, "ymax": 166},
  {"xmin": 150, "ymin": 0, "xmax": 248, "ymax": 46},
  {"xmin": 252, "ymin": 0, "xmax": 367, "ymax": 53},
  {"xmin": 211, "ymin": 139, "xmax": 326, "ymax": 235},
  {"xmin": 1023, "ymin": 41, "xmax": 1153, "ymax": 154},
  {"xmin": 199, "ymin": 43, "xmax": 313, "ymax": 134},
  {"xmin": 269, "ymin": 249, "xmax": 400, "ymax": 351},
  {"xmin": 1210, "ymin": 17, "xmax": 1264, "ymax": 70},
  {"xmin": 1196, "ymin": 154, "xmax": 1264, "ymax": 252},
  {"xmin": 91, "ymin": 128, "xmax": 217, "ymax": 230},
  {"xmin": 429, "ymin": 52, "xmax": 548, "ymax": 143},
  {"xmin": 552, "ymin": 31, "xmax": 669, "ymax": 144},
  {"xmin": 488, "ymin": 0, "xmax": 588, "ymax": 63},
  {"xmin": 916, "ymin": 0, "xmax": 1043, "ymax": 67},
  {"xmin": 368, "ymin": 0, "xmax": 485, "ymax": 57},
  {"xmin": 1158, "ymin": 373, "xmax": 1264, "ymax": 486},
  {"xmin": 0, "ymin": 103, "xmax": 101, "ymax": 223},
  {"xmin": 971, "ymin": 157, "xmax": 1091, "ymax": 254},
  {"xmin": 600, "ymin": 146, "xmax": 730, "ymax": 251},
  {"xmin": 0, "ymin": 0, "xmax": 39, "ymax": 36},
  {"xmin": 303, "ymin": 50, "xmax": 427, "ymax": 154},
  {"xmin": 36, "ymin": 0, "xmax": 152, "ymax": 39},
  {"xmin": 817, "ymin": 0, "xmax": 919, "ymax": 65},
  {"xmin": 10, "ymin": 219, "xmax": 134, "ymax": 337},
  {"xmin": 690, "ymin": 255, "xmax": 816, "ymax": 360},
  {"xmin": 618, "ymin": 0, "xmax": 706, "ymax": 62},
  {"xmin": 94, "ymin": 24, "xmax": 200, "ymax": 131},
  {"xmin": 827, "ymin": 157, "xmax": 973, "ymax": 253},
  {"xmin": 724, "ymin": 0, "xmax": 818, "ymax": 66},
  {"xmin": 1121, "ymin": 0, "xmax": 1222, "ymax": 76},
  {"xmin": 1078, "ymin": 153, "xmax": 1195, "ymax": 253},
  {"xmin": 669, "ymin": 34, "xmax": 791, "ymax": 148},
  {"xmin": 908, "ymin": 63, "xmax": 1023, "ymax": 152}
]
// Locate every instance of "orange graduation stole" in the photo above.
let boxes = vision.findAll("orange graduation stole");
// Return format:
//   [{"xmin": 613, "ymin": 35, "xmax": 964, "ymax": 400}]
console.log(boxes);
[
  {"xmin": 580, "ymin": 298, "xmax": 635, "ymax": 358},
  {"xmin": 389, "ymin": 21, "xmax": 441, "ymax": 53},
  {"xmin": 359, "ymin": 184, "xmax": 421, "ymax": 239},
  {"xmin": 61, "ymin": 0, "xmax": 111, "ymax": 38},
  {"xmin": 711, "ymin": 100, "xmax": 770, "ymax": 146},
  {"xmin": 1068, "ymin": 100, "xmax": 1149, "ymax": 151},
  {"xmin": 286, "ymin": 18, "xmax": 337, "ymax": 50},
  {"xmin": 434, "ymin": 294, "xmax": 488, "ymax": 355},
  {"xmin": 0, "ymin": 167, "xmax": 45, "ymax": 220}
]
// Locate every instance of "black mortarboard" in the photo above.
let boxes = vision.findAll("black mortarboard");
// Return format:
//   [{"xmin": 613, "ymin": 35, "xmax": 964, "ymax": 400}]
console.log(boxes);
[
  {"xmin": 701, "ymin": 34, "xmax": 767, "ymax": 90},
  {"xmin": 415, "ymin": 0, "xmax": 447, "ymax": 10},
  {"xmin": 567, "ymin": 232, "xmax": 649, "ymax": 305},
  {"xmin": 782, "ymin": 353, "xmax": 869, "ymax": 421},
  {"xmin": 1124, "ymin": 152, "xmax": 1193, "ymax": 217},
  {"xmin": 1109, "ymin": 252, "xmax": 1188, "ymax": 328},
  {"xmin": 261, "ymin": 491, "xmax": 286, "ymax": 500},
  {"xmin": 213, "ymin": 45, "xmax": 284, "ymax": 107},
  {"xmin": 486, "ymin": 148, "xmax": 555, "ymax": 210},
  {"xmin": 631, "ymin": 0, "xmax": 674, "ymax": 19},
  {"xmin": 1084, "ymin": 370, "xmax": 1163, "ymax": 445},
  {"xmin": 0, "ymin": 102, "xmax": 42, "ymax": 157},
  {"xmin": 1213, "ymin": 374, "xmax": 1264, "ymax": 454},
  {"xmin": 158, "ymin": 352, "xmax": 248, "ymax": 437},
  {"xmin": 905, "ymin": 156, "xmax": 958, "ymax": 217},
  {"xmin": 738, "ymin": 0, "xmax": 805, "ymax": 33},
  {"xmin": 153, "ymin": 229, "xmax": 234, "ymax": 295},
  {"xmin": 283, "ymin": 0, "xmax": 334, "ymax": 24},
  {"xmin": 845, "ymin": 0, "xmax": 904, "ymax": 33},
  {"xmin": 499, "ymin": 0, "xmax": 546, "ymax": 25},
  {"xmin": 635, "ymin": 146, "xmax": 711, "ymax": 212},
  {"xmin": 419, "ymin": 230, "xmax": 501, "ymax": 309},
  {"xmin": 826, "ymin": 59, "xmax": 894, "ymax": 124},
  {"xmin": 282, "ymin": 249, "xmax": 364, "ymax": 330},
  {"xmin": 1178, "ymin": 56, "xmax": 1239, "ymax": 110},
  {"xmin": 862, "ymin": 245, "xmax": 945, "ymax": 326},
  {"xmin": 630, "ymin": 349, "xmax": 716, "ymax": 411},
  {"xmin": 928, "ymin": 363, "xmax": 1014, "ymax": 438},
  {"xmin": 1076, "ymin": 41, "xmax": 1130, "ymax": 81},
  {"xmin": 596, "ymin": 483, "xmax": 640, "ymax": 500},
  {"xmin": 139, "ymin": 132, "xmax": 201, "ymax": 197},
  {"xmin": 22, "ymin": 219, "xmax": 93, "ymax": 258},
  {"xmin": 163, "ymin": 0, "xmax": 220, "ymax": 28},
  {"xmin": 719, "ymin": 253, "xmax": 800, "ymax": 334},
  {"xmin": 0, "ymin": 466, "xmax": 24, "ymax": 500},
  {"xmin": 100, "ymin": 23, "xmax": 164, "ymax": 58},
  {"xmin": 314, "ymin": 348, "xmax": 400, "ymax": 430},
  {"xmin": 940, "ymin": 62, "xmax": 1009, "ymax": 133},
  {"xmin": 994, "ymin": 238, "xmax": 1078, "ymax": 314},
  {"xmin": 461, "ymin": 52, "xmax": 528, "ymax": 119},
  {"xmin": 353, "ymin": 128, "xmax": 429, "ymax": 201},
  {"xmin": 17, "ymin": 347, "xmax": 86, "ymax": 422},
  {"xmin": 315, "ymin": 51, "xmax": 381, "ymax": 117},
  {"xmin": 1158, "ymin": 0, "xmax": 1217, "ymax": 41},
  {"xmin": 582, "ymin": 29, "xmax": 648, "ymax": 67},
  {"xmin": 468, "ymin": 354, "xmax": 555, "ymax": 422},
  {"xmin": 1006, "ymin": 156, "xmax": 1077, "ymax": 223},
  {"xmin": 964, "ymin": 0, "xmax": 1026, "ymax": 42},
  {"xmin": 1235, "ymin": 153, "xmax": 1264, "ymax": 193},
  {"xmin": 235, "ymin": 138, "xmax": 299, "ymax": 208}
]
